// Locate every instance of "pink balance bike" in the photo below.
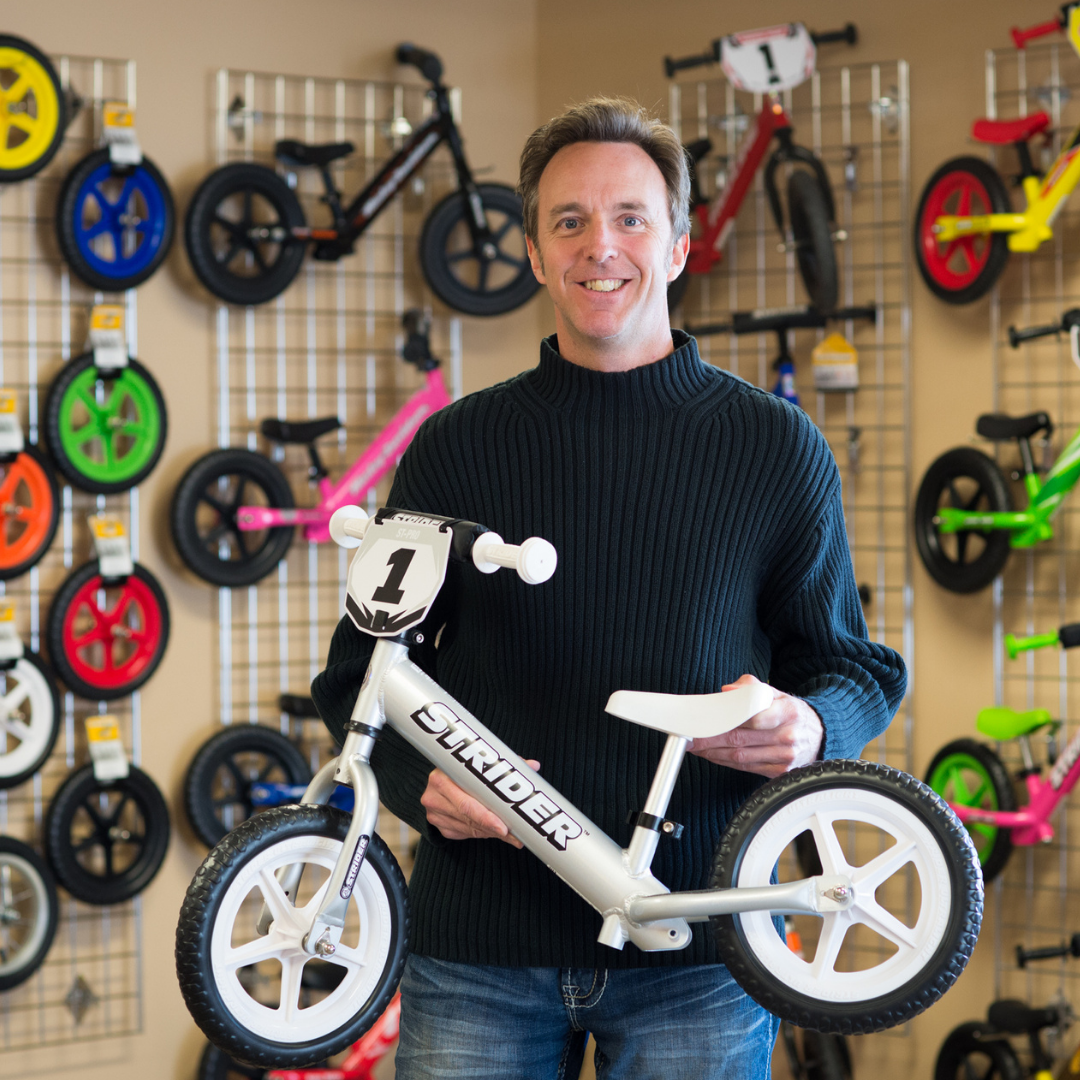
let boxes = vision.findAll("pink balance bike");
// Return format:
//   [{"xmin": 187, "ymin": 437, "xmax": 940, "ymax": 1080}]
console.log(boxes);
[
  {"xmin": 170, "ymin": 313, "xmax": 450, "ymax": 587},
  {"xmin": 926, "ymin": 621, "xmax": 1080, "ymax": 882}
]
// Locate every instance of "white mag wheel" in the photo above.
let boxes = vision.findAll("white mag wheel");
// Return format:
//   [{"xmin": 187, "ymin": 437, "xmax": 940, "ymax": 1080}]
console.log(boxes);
[
  {"xmin": 0, "ymin": 652, "xmax": 61, "ymax": 789},
  {"xmin": 711, "ymin": 760, "xmax": 983, "ymax": 1034},
  {"xmin": 176, "ymin": 804, "xmax": 408, "ymax": 1068},
  {"xmin": 0, "ymin": 837, "xmax": 59, "ymax": 992}
]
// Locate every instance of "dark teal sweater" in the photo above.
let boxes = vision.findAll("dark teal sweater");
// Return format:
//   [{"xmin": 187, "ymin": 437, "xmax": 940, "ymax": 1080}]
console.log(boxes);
[{"xmin": 311, "ymin": 332, "xmax": 906, "ymax": 968}]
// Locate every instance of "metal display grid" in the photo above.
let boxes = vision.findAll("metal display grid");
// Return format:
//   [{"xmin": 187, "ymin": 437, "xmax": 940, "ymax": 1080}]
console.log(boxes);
[
  {"xmin": 984, "ymin": 36, "xmax": 1080, "ymax": 1029},
  {"xmin": 206, "ymin": 68, "xmax": 463, "ymax": 875},
  {"xmin": 0, "ymin": 53, "xmax": 144, "ymax": 1053}
]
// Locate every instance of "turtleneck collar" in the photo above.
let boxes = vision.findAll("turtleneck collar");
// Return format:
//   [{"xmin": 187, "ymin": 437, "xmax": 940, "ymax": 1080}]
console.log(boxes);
[{"xmin": 523, "ymin": 330, "xmax": 719, "ymax": 410}]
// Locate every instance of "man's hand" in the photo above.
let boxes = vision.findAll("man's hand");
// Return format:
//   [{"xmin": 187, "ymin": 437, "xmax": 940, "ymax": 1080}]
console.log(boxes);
[
  {"xmin": 689, "ymin": 674, "xmax": 823, "ymax": 778},
  {"xmin": 420, "ymin": 760, "xmax": 541, "ymax": 848}
]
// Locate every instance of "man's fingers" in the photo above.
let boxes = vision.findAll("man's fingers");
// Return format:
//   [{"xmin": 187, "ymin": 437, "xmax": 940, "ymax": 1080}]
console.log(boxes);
[{"xmin": 422, "ymin": 767, "xmax": 529, "ymax": 848}]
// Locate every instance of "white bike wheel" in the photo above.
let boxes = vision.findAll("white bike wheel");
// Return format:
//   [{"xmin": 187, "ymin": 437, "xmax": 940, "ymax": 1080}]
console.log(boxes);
[
  {"xmin": 0, "ymin": 837, "xmax": 59, "ymax": 992},
  {"xmin": 0, "ymin": 652, "xmax": 61, "ymax": 789},
  {"xmin": 712, "ymin": 760, "xmax": 982, "ymax": 1034}
]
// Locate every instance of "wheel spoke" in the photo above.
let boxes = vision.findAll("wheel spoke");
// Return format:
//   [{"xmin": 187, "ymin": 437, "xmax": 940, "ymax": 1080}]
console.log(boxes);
[
  {"xmin": 947, "ymin": 765, "xmax": 972, "ymax": 804},
  {"xmin": 850, "ymin": 896, "xmax": 919, "ymax": 951},
  {"xmin": 807, "ymin": 814, "xmax": 851, "ymax": 877},
  {"xmin": 257, "ymin": 867, "xmax": 296, "ymax": 925},
  {"xmin": 0, "ymin": 716, "xmax": 31, "ymax": 743},
  {"xmin": 808, "ymin": 912, "xmax": 850, "ymax": 980},
  {"xmin": 851, "ymin": 838, "xmax": 917, "ymax": 893},
  {"xmin": 326, "ymin": 944, "xmax": 366, "ymax": 971},
  {"xmin": 199, "ymin": 491, "xmax": 231, "ymax": 518},
  {"xmin": 446, "ymin": 249, "xmax": 477, "ymax": 264},
  {"xmin": 957, "ymin": 185, "xmax": 972, "ymax": 217},
  {"xmin": 954, "ymin": 530, "xmax": 971, "ymax": 562},
  {"xmin": 477, "ymin": 259, "xmax": 489, "ymax": 292},
  {"xmin": 223, "ymin": 934, "xmax": 288, "ymax": 972},
  {"xmin": 494, "ymin": 253, "xmax": 527, "ymax": 270},
  {"xmin": 0, "ymin": 679, "xmax": 31, "ymax": 716},
  {"xmin": 278, "ymin": 955, "xmax": 306, "ymax": 1023}
]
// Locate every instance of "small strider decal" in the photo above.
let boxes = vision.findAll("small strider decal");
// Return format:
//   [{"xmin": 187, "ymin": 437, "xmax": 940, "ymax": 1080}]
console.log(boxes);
[{"xmin": 339, "ymin": 834, "xmax": 371, "ymax": 899}]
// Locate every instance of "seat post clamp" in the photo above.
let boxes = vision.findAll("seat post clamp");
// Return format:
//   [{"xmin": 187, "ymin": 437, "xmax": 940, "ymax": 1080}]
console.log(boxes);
[{"xmin": 626, "ymin": 810, "xmax": 684, "ymax": 839}]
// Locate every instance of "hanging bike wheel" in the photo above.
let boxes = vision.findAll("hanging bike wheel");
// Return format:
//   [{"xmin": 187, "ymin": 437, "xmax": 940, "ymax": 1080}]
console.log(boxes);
[
  {"xmin": 914, "ymin": 446, "xmax": 1013, "ymax": 594},
  {"xmin": 171, "ymin": 448, "xmax": 295, "ymax": 588},
  {"xmin": 0, "ymin": 445, "xmax": 60, "ymax": 581},
  {"xmin": 46, "ymin": 560, "xmax": 170, "ymax": 700},
  {"xmin": 788, "ymin": 169, "xmax": 838, "ymax": 313},
  {"xmin": 926, "ymin": 738, "xmax": 1015, "ymax": 884},
  {"xmin": 56, "ymin": 149, "xmax": 175, "ymax": 292},
  {"xmin": 915, "ymin": 156, "xmax": 1011, "ymax": 305},
  {"xmin": 711, "ymin": 760, "xmax": 982, "ymax": 1035},
  {"xmin": 0, "ymin": 36, "xmax": 65, "ymax": 184},
  {"xmin": 0, "ymin": 836, "xmax": 58, "ymax": 991},
  {"xmin": 45, "ymin": 763, "xmax": 170, "ymax": 904},
  {"xmin": 176, "ymin": 805, "xmax": 409, "ymax": 1068},
  {"xmin": 185, "ymin": 163, "xmax": 307, "ymax": 306},
  {"xmin": 0, "ymin": 649, "xmax": 61, "ymax": 789},
  {"xmin": 44, "ymin": 352, "xmax": 167, "ymax": 494},
  {"xmin": 933, "ymin": 1021, "xmax": 1023, "ymax": 1080},
  {"xmin": 184, "ymin": 725, "xmax": 313, "ymax": 848},
  {"xmin": 419, "ymin": 183, "xmax": 539, "ymax": 316}
]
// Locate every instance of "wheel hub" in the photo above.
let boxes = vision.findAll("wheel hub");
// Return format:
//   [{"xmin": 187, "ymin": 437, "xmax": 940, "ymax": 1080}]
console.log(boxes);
[
  {"xmin": 0, "ymin": 906, "xmax": 19, "ymax": 925},
  {"xmin": 107, "ymin": 826, "xmax": 133, "ymax": 842}
]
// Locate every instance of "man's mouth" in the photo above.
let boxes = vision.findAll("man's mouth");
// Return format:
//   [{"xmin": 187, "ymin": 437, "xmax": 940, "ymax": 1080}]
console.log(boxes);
[{"xmin": 581, "ymin": 279, "xmax": 626, "ymax": 292}]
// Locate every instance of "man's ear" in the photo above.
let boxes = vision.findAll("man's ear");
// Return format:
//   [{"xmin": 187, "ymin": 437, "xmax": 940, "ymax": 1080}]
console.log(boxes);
[
  {"xmin": 526, "ymin": 235, "xmax": 546, "ymax": 285},
  {"xmin": 666, "ymin": 231, "xmax": 690, "ymax": 283}
]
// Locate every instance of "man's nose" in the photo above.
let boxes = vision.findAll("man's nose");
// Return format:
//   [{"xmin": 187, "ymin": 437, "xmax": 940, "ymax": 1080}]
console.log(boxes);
[{"xmin": 584, "ymin": 220, "xmax": 619, "ymax": 263}]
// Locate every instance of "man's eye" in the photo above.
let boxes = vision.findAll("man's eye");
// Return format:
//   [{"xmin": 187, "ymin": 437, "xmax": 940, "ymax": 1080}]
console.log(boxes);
[
  {"xmin": 623, "ymin": 216, "xmax": 642, "ymax": 227},
  {"xmin": 559, "ymin": 218, "xmax": 579, "ymax": 230}
]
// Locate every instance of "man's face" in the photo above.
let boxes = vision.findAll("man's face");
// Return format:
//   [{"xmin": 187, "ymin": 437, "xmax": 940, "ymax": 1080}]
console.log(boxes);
[{"xmin": 526, "ymin": 141, "xmax": 688, "ymax": 355}]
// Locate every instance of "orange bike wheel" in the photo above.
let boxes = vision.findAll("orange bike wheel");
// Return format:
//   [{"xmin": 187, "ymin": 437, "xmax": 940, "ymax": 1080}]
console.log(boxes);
[{"xmin": 0, "ymin": 446, "xmax": 59, "ymax": 579}]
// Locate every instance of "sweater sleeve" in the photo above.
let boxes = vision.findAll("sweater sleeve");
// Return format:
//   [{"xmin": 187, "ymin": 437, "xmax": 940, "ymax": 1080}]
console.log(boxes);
[{"xmin": 757, "ymin": 448, "xmax": 907, "ymax": 760}]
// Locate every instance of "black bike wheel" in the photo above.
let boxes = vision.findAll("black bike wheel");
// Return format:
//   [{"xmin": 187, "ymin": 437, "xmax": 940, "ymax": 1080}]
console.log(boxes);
[
  {"xmin": 419, "ymin": 183, "xmax": 539, "ymax": 316},
  {"xmin": 788, "ymin": 169, "xmax": 838, "ymax": 313},
  {"xmin": 914, "ymin": 446, "xmax": 1013, "ymax": 593},
  {"xmin": 45, "ymin": 763, "xmax": 170, "ymax": 904},
  {"xmin": 934, "ymin": 1021, "xmax": 1023, "ymax": 1080},
  {"xmin": 0, "ymin": 836, "xmax": 59, "ymax": 991},
  {"xmin": 198, "ymin": 1043, "xmax": 267, "ymax": 1080},
  {"xmin": 0, "ymin": 649, "xmax": 61, "ymax": 790},
  {"xmin": 171, "ymin": 448, "xmax": 295, "ymax": 587},
  {"xmin": 915, "ymin": 156, "xmax": 1012, "ymax": 306},
  {"xmin": 802, "ymin": 1029, "xmax": 852, "ymax": 1080},
  {"xmin": 711, "ymin": 760, "xmax": 983, "ymax": 1035},
  {"xmin": 185, "ymin": 163, "xmax": 306, "ymax": 306},
  {"xmin": 184, "ymin": 725, "xmax": 313, "ymax": 848},
  {"xmin": 0, "ymin": 36, "xmax": 66, "ymax": 184},
  {"xmin": 176, "ymin": 804, "xmax": 409, "ymax": 1068},
  {"xmin": 926, "ymin": 738, "xmax": 1015, "ymax": 884}
]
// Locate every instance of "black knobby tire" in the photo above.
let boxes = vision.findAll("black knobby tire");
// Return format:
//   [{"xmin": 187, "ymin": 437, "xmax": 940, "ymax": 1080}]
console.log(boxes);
[
  {"xmin": 198, "ymin": 1042, "xmax": 267, "ymax": 1080},
  {"xmin": 55, "ymin": 149, "xmax": 176, "ymax": 292},
  {"xmin": 926, "ymin": 738, "xmax": 1015, "ymax": 884},
  {"xmin": 0, "ymin": 35, "xmax": 66, "ymax": 184},
  {"xmin": 185, "ymin": 163, "xmax": 306, "ymax": 306},
  {"xmin": 0, "ymin": 835, "xmax": 59, "ymax": 991},
  {"xmin": 184, "ymin": 725, "xmax": 313, "ymax": 848},
  {"xmin": 914, "ymin": 446, "xmax": 1013, "ymax": 593},
  {"xmin": 0, "ymin": 648, "xmax": 61, "ymax": 789},
  {"xmin": 788, "ymin": 169, "xmax": 838, "ymax": 313},
  {"xmin": 419, "ymin": 183, "xmax": 539, "ymax": 316},
  {"xmin": 176, "ymin": 805, "xmax": 409, "ymax": 1068},
  {"xmin": 802, "ymin": 1029, "xmax": 852, "ymax": 1080},
  {"xmin": 711, "ymin": 759, "xmax": 983, "ymax": 1035},
  {"xmin": 915, "ymin": 156, "xmax": 1011, "ymax": 305},
  {"xmin": 933, "ymin": 1021, "xmax": 1024, "ymax": 1080},
  {"xmin": 45, "ymin": 560, "xmax": 171, "ymax": 700},
  {"xmin": 44, "ymin": 352, "xmax": 168, "ymax": 494},
  {"xmin": 171, "ymin": 448, "xmax": 295, "ymax": 588},
  {"xmin": 0, "ymin": 444, "xmax": 61, "ymax": 582},
  {"xmin": 45, "ymin": 763, "xmax": 171, "ymax": 904}
]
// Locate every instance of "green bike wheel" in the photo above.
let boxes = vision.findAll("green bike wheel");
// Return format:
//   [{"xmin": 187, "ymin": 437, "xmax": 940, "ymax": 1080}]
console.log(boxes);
[
  {"xmin": 925, "ymin": 738, "xmax": 1014, "ymax": 883},
  {"xmin": 44, "ymin": 352, "xmax": 167, "ymax": 494}
]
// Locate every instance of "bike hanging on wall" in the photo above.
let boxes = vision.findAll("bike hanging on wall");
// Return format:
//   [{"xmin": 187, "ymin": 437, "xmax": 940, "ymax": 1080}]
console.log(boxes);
[
  {"xmin": 184, "ymin": 44, "xmax": 538, "ymax": 316},
  {"xmin": 914, "ymin": 4, "xmax": 1080, "ymax": 304},
  {"xmin": 0, "ymin": 35, "xmax": 67, "ymax": 184},
  {"xmin": 662, "ymin": 22, "xmax": 856, "ymax": 314}
]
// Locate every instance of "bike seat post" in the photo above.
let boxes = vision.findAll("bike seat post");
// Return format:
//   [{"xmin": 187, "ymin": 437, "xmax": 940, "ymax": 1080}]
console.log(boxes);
[
  {"xmin": 626, "ymin": 733, "xmax": 689, "ymax": 877},
  {"xmin": 306, "ymin": 441, "xmax": 329, "ymax": 483},
  {"xmin": 1017, "ymin": 734, "xmax": 1037, "ymax": 774},
  {"xmin": 1017, "ymin": 436, "xmax": 1037, "ymax": 478}
]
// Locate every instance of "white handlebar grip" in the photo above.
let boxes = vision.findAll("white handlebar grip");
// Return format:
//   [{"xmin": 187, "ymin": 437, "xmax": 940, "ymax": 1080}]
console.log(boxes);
[
  {"xmin": 328, "ymin": 505, "xmax": 369, "ymax": 549},
  {"xmin": 516, "ymin": 537, "xmax": 557, "ymax": 584}
]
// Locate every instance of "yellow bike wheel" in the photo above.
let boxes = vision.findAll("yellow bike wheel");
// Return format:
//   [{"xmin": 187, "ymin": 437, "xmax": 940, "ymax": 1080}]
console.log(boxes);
[{"xmin": 0, "ymin": 35, "xmax": 65, "ymax": 183}]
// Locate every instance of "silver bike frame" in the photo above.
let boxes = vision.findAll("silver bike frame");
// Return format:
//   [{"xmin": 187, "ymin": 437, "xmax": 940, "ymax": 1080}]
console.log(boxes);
[{"xmin": 293, "ymin": 639, "xmax": 852, "ymax": 956}]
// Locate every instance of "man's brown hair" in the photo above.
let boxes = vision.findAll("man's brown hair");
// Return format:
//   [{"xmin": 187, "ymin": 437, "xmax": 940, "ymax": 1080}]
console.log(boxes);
[{"xmin": 518, "ymin": 97, "xmax": 691, "ymax": 247}]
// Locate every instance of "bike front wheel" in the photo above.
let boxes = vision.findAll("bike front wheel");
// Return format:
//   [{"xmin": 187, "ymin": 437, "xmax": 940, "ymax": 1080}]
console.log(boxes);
[
  {"xmin": 176, "ymin": 804, "xmax": 409, "ymax": 1068},
  {"xmin": 914, "ymin": 447, "xmax": 1013, "ymax": 593},
  {"xmin": 419, "ymin": 183, "xmax": 539, "ymax": 316},
  {"xmin": 933, "ymin": 1021, "xmax": 1023, "ymax": 1080},
  {"xmin": 711, "ymin": 760, "xmax": 982, "ymax": 1035},
  {"xmin": 788, "ymin": 169, "xmax": 838, "ymax": 313}
]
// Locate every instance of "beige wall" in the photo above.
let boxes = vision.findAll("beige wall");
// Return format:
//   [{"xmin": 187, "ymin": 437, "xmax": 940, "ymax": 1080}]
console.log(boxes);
[{"xmin": 0, "ymin": 1, "xmax": 1055, "ymax": 1078}]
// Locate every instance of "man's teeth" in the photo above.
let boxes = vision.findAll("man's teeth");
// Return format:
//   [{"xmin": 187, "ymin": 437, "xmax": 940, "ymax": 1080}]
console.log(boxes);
[{"xmin": 583, "ymin": 279, "xmax": 625, "ymax": 292}]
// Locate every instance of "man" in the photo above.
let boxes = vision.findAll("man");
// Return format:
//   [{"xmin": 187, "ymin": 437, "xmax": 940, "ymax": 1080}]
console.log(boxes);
[{"xmin": 312, "ymin": 97, "xmax": 906, "ymax": 1079}]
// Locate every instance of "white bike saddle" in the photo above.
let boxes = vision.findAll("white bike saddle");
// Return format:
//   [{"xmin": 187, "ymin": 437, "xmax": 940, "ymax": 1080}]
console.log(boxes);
[{"xmin": 605, "ymin": 683, "xmax": 773, "ymax": 740}]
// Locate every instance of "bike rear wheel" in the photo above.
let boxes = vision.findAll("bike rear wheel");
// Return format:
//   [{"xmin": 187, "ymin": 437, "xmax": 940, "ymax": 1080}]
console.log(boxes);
[
  {"xmin": 933, "ymin": 1021, "xmax": 1023, "ymax": 1080},
  {"xmin": 788, "ymin": 169, "xmax": 838, "ymax": 313},
  {"xmin": 0, "ymin": 36, "xmax": 65, "ymax": 183}
]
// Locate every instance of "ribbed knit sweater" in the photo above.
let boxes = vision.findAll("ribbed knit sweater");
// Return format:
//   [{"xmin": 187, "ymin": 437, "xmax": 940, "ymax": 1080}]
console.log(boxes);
[{"xmin": 311, "ymin": 331, "xmax": 907, "ymax": 969}]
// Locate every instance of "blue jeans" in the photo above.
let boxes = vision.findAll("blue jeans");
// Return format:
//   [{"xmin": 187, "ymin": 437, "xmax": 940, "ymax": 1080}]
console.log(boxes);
[{"xmin": 393, "ymin": 954, "xmax": 780, "ymax": 1080}]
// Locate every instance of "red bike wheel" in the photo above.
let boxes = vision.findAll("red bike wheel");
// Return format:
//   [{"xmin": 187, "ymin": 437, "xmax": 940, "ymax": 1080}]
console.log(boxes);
[
  {"xmin": 46, "ymin": 561, "xmax": 170, "ymax": 700},
  {"xmin": 915, "ymin": 156, "xmax": 1010, "ymax": 305},
  {"xmin": 0, "ymin": 446, "xmax": 60, "ymax": 580}
]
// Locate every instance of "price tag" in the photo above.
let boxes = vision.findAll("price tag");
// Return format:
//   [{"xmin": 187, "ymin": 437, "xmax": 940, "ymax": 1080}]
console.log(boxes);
[
  {"xmin": 0, "ymin": 601, "xmax": 23, "ymax": 664},
  {"xmin": 85, "ymin": 715, "xmax": 130, "ymax": 781},
  {"xmin": 88, "ymin": 304, "xmax": 128, "ymax": 371},
  {"xmin": 102, "ymin": 100, "xmax": 142, "ymax": 167},
  {"xmin": 811, "ymin": 332, "xmax": 859, "ymax": 391},
  {"xmin": 0, "ymin": 390, "xmax": 24, "ymax": 457},
  {"xmin": 344, "ymin": 512, "xmax": 452, "ymax": 637},
  {"xmin": 88, "ymin": 515, "xmax": 134, "ymax": 579},
  {"xmin": 720, "ymin": 23, "xmax": 816, "ymax": 94}
]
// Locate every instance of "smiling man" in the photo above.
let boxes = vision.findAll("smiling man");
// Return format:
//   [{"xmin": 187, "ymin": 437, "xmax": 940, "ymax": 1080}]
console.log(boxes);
[{"xmin": 312, "ymin": 98, "xmax": 905, "ymax": 1079}]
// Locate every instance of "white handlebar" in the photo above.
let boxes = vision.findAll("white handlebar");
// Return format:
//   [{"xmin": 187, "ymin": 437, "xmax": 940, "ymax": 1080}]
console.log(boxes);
[
  {"xmin": 472, "ymin": 532, "xmax": 557, "ymax": 584},
  {"xmin": 328, "ymin": 505, "xmax": 370, "ymax": 548}
]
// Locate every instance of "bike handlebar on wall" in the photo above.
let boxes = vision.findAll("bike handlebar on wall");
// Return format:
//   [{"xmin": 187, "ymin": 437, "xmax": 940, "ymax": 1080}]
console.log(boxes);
[{"xmin": 395, "ymin": 43, "xmax": 444, "ymax": 85}]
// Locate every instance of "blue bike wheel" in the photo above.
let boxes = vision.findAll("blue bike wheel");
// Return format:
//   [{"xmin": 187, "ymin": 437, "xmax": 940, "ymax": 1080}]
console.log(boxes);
[{"xmin": 56, "ymin": 148, "xmax": 175, "ymax": 291}]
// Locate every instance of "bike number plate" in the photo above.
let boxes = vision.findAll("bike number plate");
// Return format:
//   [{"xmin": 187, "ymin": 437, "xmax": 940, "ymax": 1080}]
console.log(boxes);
[
  {"xmin": 720, "ymin": 23, "xmax": 816, "ymax": 94},
  {"xmin": 344, "ymin": 516, "xmax": 452, "ymax": 637}
]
